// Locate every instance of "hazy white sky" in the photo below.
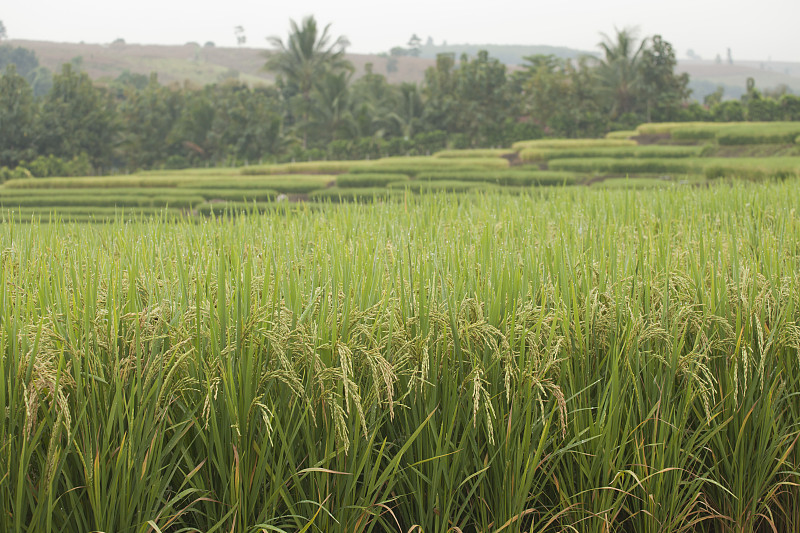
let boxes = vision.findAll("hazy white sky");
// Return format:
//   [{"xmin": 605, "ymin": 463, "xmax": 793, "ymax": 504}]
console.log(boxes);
[{"xmin": 3, "ymin": 0, "xmax": 798, "ymax": 62}]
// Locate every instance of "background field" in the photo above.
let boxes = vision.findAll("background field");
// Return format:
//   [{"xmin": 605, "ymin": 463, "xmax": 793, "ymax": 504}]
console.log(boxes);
[{"xmin": 3, "ymin": 121, "xmax": 800, "ymax": 219}]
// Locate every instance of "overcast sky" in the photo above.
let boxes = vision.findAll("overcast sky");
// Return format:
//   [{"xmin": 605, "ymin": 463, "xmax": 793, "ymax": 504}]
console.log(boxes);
[{"xmin": 3, "ymin": 0, "xmax": 798, "ymax": 62}]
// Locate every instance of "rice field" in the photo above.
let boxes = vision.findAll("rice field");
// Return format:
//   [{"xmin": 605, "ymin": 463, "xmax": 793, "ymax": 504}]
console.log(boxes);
[{"xmin": 2, "ymin": 182, "xmax": 799, "ymax": 532}]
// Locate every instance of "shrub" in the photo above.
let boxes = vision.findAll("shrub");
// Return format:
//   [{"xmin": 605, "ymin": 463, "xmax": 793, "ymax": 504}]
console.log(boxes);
[
  {"xmin": 17, "ymin": 153, "xmax": 94, "ymax": 178},
  {"xmin": 335, "ymin": 173, "xmax": 410, "ymax": 188}
]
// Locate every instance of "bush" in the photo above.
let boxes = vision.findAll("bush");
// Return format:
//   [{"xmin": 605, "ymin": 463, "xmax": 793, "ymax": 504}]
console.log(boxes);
[
  {"xmin": 335, "ymin": 173, "xmax": 410, "ymax": 188},
  {"xmin": 710, "ymin": 101, "xmax": 746, "ymax": 122},
  {"xmin": 17, "ymin": 153, "xmax": 94, "ymax": 178}
]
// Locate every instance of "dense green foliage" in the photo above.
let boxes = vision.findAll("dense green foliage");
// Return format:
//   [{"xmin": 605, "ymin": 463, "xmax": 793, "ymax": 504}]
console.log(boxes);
[
  {"xmin": 3, "ymin": 20, "xmax": 799, "ymax": 175},
  {"xmin": 2, "ymin": 185, "xmax": 799, "ymax": 532}
]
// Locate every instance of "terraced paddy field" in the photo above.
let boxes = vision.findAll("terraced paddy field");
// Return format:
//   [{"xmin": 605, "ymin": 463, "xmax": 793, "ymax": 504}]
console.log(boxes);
[
  {"xmin": 2, "ymin": 180, "xmax": 800, "ymax": 532},
  {"xmin": 2, "ymin": 121, "xmax": 800, "ymax": 220}
]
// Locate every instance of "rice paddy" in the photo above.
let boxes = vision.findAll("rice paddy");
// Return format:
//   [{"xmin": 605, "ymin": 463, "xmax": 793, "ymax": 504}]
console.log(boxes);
[{"xmin": 2, "ymin": 180, "xmax": 800, "ymax": 532}]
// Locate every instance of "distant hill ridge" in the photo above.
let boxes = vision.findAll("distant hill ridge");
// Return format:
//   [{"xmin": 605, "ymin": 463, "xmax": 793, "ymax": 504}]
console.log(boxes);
[
  {"xmin": 5, "ymin": 39, "xmax": 800, "ymax": 101},
  {"xmin": 417, "ymin": 43, "xmax": 596, "ymax": 65}
]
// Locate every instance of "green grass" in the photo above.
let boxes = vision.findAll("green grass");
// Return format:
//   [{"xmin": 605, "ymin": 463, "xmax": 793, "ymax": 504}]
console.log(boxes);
[
  {"xmin": 0, "ymin": 193, "xmax": 205, "ymax": 208},
  {"xmin": 590, "ymin": 175, "xmax": 706, "ymax": 188},
  {"xmin": 519, "ymin": 145, "xmax": 703, "ymax": 162},
  {"xmin": 415, "ymin": 170, "xmax": 581, "ymax": 186},
  {"xmin": 635, "ymin": 121, "xmax": 713, "ymax": 135},
  {"xmin": 547, "ymin": 157, "xmax": 697, "ymax": 174},
  {"xmin": 715, "ymin": 122, "xmax": 800, "ymax": 145},
  {"xmin": 605, "ymin": 130, "xmax": 637, "ymax": 139},
  {"xmin": 1, "ymin": 184, "xmax": 799, "ymax": 532},
  {"xmin": 349, "ymin": 156, "xmax": 510, "ymax": 175},
  {"xmin": 241, "ymin": 160, "xmax": 363, "ymax": 175},
  {"xmin": 386, "ymin": 179, "xmax": 497, "ymax": 192},
  {"xmin": 637, "ymin": 121, "xmax": 800, "ymax": 145},
  {"xmin": 432, "ymin": 148, "xmax": 516, "ymax": 158},
  {"xmin": 334, "ymin": 173, "xmax": 410, "ymax": 188},
  {"xmin": 309, "ymin": 186, "xmax": 405, "ymax": 202}
]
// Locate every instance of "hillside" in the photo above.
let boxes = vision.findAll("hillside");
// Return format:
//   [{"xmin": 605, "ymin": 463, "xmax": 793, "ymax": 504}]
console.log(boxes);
[
  {"xmin": 679, "ymin": 60, "xmax": 800, "ymax": 100},
  {"xmin": 7, "ymin": 39, "xmax": 436, "ymax": 86},
  {"xmin": 7, "ymin": 39, "xmax": 800, "ymax": 100}
]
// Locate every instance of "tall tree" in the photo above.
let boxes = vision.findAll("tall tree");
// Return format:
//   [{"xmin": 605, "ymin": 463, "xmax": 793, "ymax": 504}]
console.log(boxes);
[
  {"xmin": 350, "ymin": 66, "xmax": 399, "ymax": 138},
  {"xmin": 117, "ymin": 73, "xmax": 180, "ymax": 169},
  {"xmin": 421, "ymin": 53, "xmax": 457, "ymax": 134},
  {"xmin": 264, "ymin": 16, "xmax": 352, "ymax": 147},
  {"xmin": 639, "ymin": 35, "xmax": 690, "ymax": 121},
  {"xmin": 0, "ymin": 64, "xmax": 36, "ymax": 167},
  {"xmin": 211, "ymin": 83, "xmax": 286, "ymax": 162},
  {"xmin": 37, "ymin": 63, "xmax": 115, "ymax": 168},
  {"xmin": 594, "ymin": 27, "xmax": 646, "ymax": 120},
  {"xmin": 451, "ymin": 51, "xmax": 510, "ymax": 147},
  {"xmin": 307, "ymin": 71, "xmax": 357, "ymax": 144}
]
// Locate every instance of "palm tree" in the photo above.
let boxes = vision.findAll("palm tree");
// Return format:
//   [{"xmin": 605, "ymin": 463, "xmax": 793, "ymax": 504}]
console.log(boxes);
[
  {"xmin": 264, "ymin": 16, "xmax": 353, "ymax": 147},
  {"xmin": 307, "ymin": 71, "xmax": 358, "ymax": 144},
  {"xmin": 386, "ymin": 83, "xmax": 424, "ymax": 140},
  {"xmin": 594, "ymin": 27, "xmax": 646, "ymax": 119}
]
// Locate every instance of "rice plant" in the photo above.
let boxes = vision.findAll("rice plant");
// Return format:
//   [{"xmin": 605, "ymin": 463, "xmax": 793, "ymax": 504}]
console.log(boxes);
[{"xmin": 1, "ymin": 182, "xmax": 799, "ymax": 532}]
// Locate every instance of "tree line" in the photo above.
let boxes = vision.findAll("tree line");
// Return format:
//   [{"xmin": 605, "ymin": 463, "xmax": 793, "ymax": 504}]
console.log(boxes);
[{"xmin": 1, "ymin": 18, "xmax": 800, "ymax": 177}]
